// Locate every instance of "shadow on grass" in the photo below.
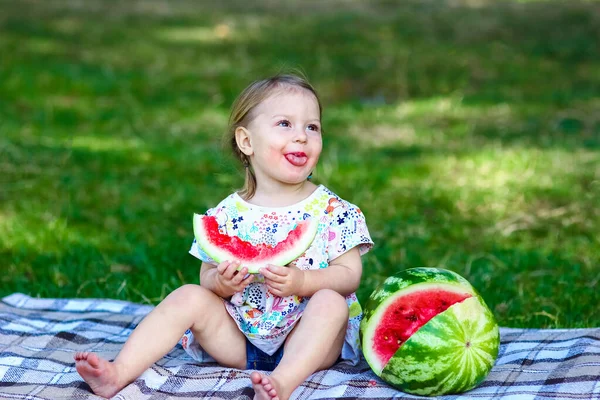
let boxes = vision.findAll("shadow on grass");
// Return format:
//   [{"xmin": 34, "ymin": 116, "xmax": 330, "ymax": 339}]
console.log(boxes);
[{"xmin": 3, "ymin": 1, "xmax": 598, "ymax": 148}]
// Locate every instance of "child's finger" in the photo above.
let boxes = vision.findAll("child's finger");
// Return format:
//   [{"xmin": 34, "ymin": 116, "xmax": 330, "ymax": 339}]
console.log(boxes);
[
  {"xmin": 260, "ymin": 267, "xmax": 285, "ymax": 283},
  {"xmin": 232, "ymin": 268, "xmax": 255, "ymax": 289},
  {"xmin": 240, "ymin": 274, "xmax": 254, "ymax": 288},
  {"xmin": 223, "ymin": 261, "xmax": 240, "ymax": 280},
  {"xmin": 232, "ymin": 267, "xmax": 249, "ymax": 284},
  {"xmin": 264, "ymin": 264, "xmax": 288, "ymax": 277},
  {"xmin": 266, "ymin": 280, "xmax": 284, "ymax": 292},
  {"xmin": 267, "ymin": 285, "xmax": 284, "ymax": 297},
  {"xmin": 217, "ymin": 261, "xmax": 231, "ymax": 274}
]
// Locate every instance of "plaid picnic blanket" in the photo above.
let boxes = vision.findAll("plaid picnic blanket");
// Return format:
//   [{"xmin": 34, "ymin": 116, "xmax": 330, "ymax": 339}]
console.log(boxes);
[{"xmin": 1, "ymin": 293, "xmax": 599, "ymax": 399}]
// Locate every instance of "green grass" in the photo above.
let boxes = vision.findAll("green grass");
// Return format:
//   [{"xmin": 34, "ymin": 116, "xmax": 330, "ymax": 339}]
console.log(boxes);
[{"xmin": 1, "ymin": 0, "xmax": 599, "ymax": 328}]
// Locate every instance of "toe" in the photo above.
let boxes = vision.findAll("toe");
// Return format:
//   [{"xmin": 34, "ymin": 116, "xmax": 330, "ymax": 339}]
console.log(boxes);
[
  {"xmin": 87, "ymin": 353, "xmax": 100, "ymax": 368},
  {"xmin": 250, "ymin": 371, "xmax": 262, "ymax": 384}
]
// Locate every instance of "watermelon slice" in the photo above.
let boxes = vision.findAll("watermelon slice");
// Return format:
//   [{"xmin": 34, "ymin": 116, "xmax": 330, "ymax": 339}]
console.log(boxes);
[
  {"xmin": 192, "ymin": 213, "xmax": 318, "ymax": 274},
  {"xmin": 360, "ymin": 268, "xmax": 499, "ymax": 396},
  {"xmin": 368, "ymin": 284, "xmax": 473, "ymax": 373}
]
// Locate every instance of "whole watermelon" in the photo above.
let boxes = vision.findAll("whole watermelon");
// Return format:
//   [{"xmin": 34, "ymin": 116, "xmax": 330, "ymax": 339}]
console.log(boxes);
[{"xmin": 360, "ymin": 267, "xmax": 499, "ymax": 396}]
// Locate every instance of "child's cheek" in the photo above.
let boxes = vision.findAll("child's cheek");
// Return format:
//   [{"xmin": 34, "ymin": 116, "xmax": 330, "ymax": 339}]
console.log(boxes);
[{"xmin": 266, "ymin": 146, "xmax": 282, "ymax": 163}]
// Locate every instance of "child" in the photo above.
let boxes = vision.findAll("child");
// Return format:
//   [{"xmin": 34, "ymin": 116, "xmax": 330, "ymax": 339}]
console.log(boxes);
[{"xmin": 74, "ymin": 73, "xmax": 374, "ymax": 400}]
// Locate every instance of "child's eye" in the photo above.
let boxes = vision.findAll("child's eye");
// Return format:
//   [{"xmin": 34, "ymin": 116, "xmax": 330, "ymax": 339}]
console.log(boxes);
[
  {"xmin": 307, "ymin": 124, "xmax": 320, "ymax": 132},
  {"xmin": 277, "ymin": 120, "xmax": 291, "ymax": 128}
]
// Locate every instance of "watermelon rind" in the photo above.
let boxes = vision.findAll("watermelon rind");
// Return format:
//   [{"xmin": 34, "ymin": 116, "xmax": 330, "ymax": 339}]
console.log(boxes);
[
  {"xmin": 192, "ymin": 213, "xmax": 318, "ymax": 274},
  {"xmin": 381, "ymin": 296, "xmax": 500, "ymax": 396},
  {"xmin": 360, "ymin": 282, "xmax": 475, "ymax": 374},
  {"xmin": 361, "ymin": 268, "xmax": 474, "ymax": 324},
  {"xmin": 360, "ymin": 267, "xmax": 500, "ymax": 396}
]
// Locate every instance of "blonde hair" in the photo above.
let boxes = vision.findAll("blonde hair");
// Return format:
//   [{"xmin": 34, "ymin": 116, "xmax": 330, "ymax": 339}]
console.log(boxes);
[{"xmin": 227, "ymin": 73, "xmax": 322, "ymax": 200}]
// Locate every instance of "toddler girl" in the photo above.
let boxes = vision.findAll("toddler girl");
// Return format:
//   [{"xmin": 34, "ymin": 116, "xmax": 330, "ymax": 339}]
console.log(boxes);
[{"xmin": 74, "ymin": 73, "xmax": 373, "ymax": 400}]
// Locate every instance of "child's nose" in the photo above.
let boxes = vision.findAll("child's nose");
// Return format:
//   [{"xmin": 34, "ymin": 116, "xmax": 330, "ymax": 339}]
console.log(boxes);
[{"xmin": 293, "ymin": 127, "xmax": 308, "ymax": 143}]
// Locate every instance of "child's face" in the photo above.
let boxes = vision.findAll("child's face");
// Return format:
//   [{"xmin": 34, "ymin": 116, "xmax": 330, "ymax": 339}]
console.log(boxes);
[{"xmin": 244, "ymin": 88, "xmax": 322, "ymax": 187}]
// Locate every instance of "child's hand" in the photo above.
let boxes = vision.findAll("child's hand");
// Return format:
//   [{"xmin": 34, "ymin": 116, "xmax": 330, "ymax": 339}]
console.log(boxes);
[
  {"xmin": 260, "ymin": 264, "xmax": 305, "ymax": 297},
  {"xmin": 215, "ymin": 260, "xmax": 254, "ymax": 297}
]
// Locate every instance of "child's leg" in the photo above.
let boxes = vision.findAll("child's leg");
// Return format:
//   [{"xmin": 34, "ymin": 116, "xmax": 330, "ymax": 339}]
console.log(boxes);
[
  {"xmin": 251, "ymin": 289, "xmax": 348, "ymax": 400},
  {"xmin": 75, "ymin": 284, "xmax": 246, "ymax": 398}
]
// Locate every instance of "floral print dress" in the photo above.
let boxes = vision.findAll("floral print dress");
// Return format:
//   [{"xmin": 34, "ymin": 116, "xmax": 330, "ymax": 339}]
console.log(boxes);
[{"xmin": 185, "ymin": 185, "xmax": 373, "ymax": 365}]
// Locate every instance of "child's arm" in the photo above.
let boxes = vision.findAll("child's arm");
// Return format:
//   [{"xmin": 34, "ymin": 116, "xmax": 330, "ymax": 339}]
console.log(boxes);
[
  {"xmin": 260, "ymin": 247, "xmax": 362, "ymax": 298},
  {"xmin": 200, "ymin": 260, "xmax": 255, "ymax": 299}
]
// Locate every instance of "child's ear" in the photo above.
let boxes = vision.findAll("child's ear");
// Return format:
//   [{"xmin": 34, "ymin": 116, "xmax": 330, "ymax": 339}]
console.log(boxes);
[{"xmin": 235, "ymin": 126, "xmax": 253, "ymax": 156}]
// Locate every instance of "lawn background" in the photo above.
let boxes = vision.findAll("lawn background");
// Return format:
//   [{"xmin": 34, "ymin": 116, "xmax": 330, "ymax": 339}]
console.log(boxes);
[{"xmin": 1, "ymin": 0, "xmax": 599, "ymax": 329}]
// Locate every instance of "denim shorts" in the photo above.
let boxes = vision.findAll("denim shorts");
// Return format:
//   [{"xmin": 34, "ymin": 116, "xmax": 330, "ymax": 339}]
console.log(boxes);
[{"xmin": 245, "ymin": 338, "xmax": 284, "ymax": 371}]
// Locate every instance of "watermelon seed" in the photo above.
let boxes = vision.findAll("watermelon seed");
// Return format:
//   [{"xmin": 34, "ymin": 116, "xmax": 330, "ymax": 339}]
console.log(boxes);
[{"xmin": 407, "ymin": 314, "xmax": 418, "ymax": 322}]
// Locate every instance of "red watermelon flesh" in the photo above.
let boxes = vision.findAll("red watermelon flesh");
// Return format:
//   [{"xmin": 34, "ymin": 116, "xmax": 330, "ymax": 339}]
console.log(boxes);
[
  {"xmin": 201, "ymin": 215, "xmax": 307, "ymax": 260},
  {"xmin": 373, "ymin": 289, "xmax": 472, "ymax": 366},
  {"xmin": 193, "ymin": 214, "xmax": 318, "ymax": 273}
]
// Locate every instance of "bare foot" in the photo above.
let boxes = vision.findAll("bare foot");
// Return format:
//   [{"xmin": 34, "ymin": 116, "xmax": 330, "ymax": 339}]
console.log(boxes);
[
  {"xmin": 251, "ymin": 371, "xmax": 282, "ymax": 400},
  {"xmin": 74, "ymin": 352, "xmax": 123, "ymax": 398}
]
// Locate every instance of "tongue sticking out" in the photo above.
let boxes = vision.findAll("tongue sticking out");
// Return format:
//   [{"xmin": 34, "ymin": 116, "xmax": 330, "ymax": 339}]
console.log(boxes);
[{"xmin": 285, "ymin": 153, "xmax": 308, "ymax": 167}]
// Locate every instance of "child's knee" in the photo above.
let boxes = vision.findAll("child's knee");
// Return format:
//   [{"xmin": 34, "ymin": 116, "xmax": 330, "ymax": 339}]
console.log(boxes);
[
  {"xmin": 311, "ymin": 289, "xmax": 349, "ymax": 319},
  {"xmin": 166, "ymin": 284, "xmax": 211, "ymax": 307}
]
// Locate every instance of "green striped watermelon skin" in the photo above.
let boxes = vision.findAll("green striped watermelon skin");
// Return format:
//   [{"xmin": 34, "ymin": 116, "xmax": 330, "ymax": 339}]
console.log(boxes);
[
  {"xmin": 360, "ymin": 268, "xmax": 500, "ymax": 396},
  {"xmin": 361, "ymin": 268, "xmax": 474, "ymax": 323},
  {"xmin": 380, "ymin": 296, "xmax": 500, "ymax": 395}
]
